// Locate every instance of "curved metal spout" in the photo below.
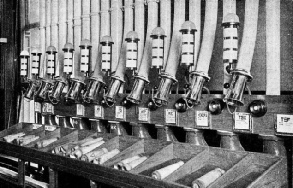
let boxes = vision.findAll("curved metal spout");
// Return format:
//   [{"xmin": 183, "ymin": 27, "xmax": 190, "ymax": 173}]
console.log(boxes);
[
  {"xmin": 218, "ymin": 130, "xmax": 244, "ymax": 151},
  {"xmin": 58, "ymin": 116, "xmax": 73, "ymax": 128},
  {"xmin": 48, "ymin": 79, "xmax": 67, "ymax": 104},
  {"xmin": 223, "ymin": 69, "xmax": 252, "ymax": 106},
  {"xmin": 24, "ymin": 80, "xmax": 40, "ymax": 100},
  {"xmin": 126, "ymin": 76, "xmax": 148, "ymax": 104},
  {"xmin": 64, "ymin": 79, "xmax": 85, "ymax": 104},
  {"xmin": 35, "ymin": 79, "xmax": 54, "ymax": 100},
  {"xmin": 185, "ymin": 128, "xmax": 208, "ymax": 146},
  {"xmin": 152, "ymin": 73, "xmax": 177, "ymax": 107},
  {"xmin": 103, "ymin": 77, "xmax": 124, "ymax": 107},
  {"xmin": 185, "ymin": 71, "xmax": 210, "ymax": 106},
  {"xmin": 83, "ymin": 79, "xmax": 104, "ymax": 104}
]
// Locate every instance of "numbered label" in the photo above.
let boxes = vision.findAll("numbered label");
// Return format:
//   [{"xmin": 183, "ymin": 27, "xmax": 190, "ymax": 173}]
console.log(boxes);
[
  {"xmin": 165, "ymin": 109, "xmax": 177, "ymax": 124},
  {"xmin": 45, "ymin": 125, "xmax": 57, "ymax": 132},
  {"xmin": 94, "ymin": 105, "xmax": 104, "ymax": 118},
  {"xmin": 196, "ymin": 111, "xmax": 210, "ymax": 127},
  {"xmin": 32, "ymin": 124, "xmax": 42, "ymax": 130},
  {"xmin": 233, "ymin": 112, "xmax": 252, "ymax": 131},
  {"xmin": 110, "ymin": 124, "xmax": 117, "ymax": 130},
  {"xmin": 34, "ymin": 102, "xmax": 41, "ymax": 113},
  {"xmin": 115, "ymin": 106, "xmax": 126, "ymax": 120},
  {"xmin": 276, "ymin": 114, "xmax": 293, "ymax": 134},
  {"xmin": 76, "ymin": 104, "xmax": 85, "ymax": 116},
  {"xmin": 42, "ymin": 103, "xmax": 54, "ymax": 114},
  {"xmin": 138, "ymin": 107, "xmax": 150, "ymax": 122}
]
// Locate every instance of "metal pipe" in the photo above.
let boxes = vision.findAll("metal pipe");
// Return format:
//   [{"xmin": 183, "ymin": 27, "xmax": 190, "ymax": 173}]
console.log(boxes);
[
  {"xmin": 67, "ymin": 0, "xmax": 74, "ymax": 44},
  {"xmin": 224, "ymin": 0, "xmax": 259, "ymax": 106},
  {"xmin": 189, "ymin": 0, "xmax": 201, "ymax": 72},
  {"xmin": 132, "ymin": 123, "xmax": 151, "ymax": 139},
  {"xmin": 48, "ymin": 0, "xmax": 68, "ymax": 104},
  {"xmin": 151, "ymin": 0, "xmax": 185, "ymax": 107},
  {"xmin": 103, "ymin": 0, "xmax": 134, "ymax": 106},
  {"xmin": 160, "ymin": 0, "xmax": 171, "ymax": 69},
  {"xmin": 259, "ymin": 135, "xmax": 286, "ymax": 156},
  {"xmin": 110, "ymin": 0, "xmax": 123, "ymax": 73},
  {"xmin": 218, "ymin": 130, "xmax": 244, "ymax": 151},
  {"xmin": 83, "ymin": 0, "xmax": 110, "ymax": 103},
  {"xmin": 51, "ymin": 0, "xmax": 58, "ymax": 51},
  {"xmin": 185, "ymin": 128, "xmax": 208, "ymax": 146},
  {"xmin": 156, "ymin": 125, "xmax": 177, "ymax": 142},
  {"xmin": 126, "ymin": 0, "xmax": 158, "ymax": 104},
  {"xmin": 135, "ymin": 0, "xmax": 145, "ymax": 69},
  {"xmin": 185, "ymin": 0, "xmax": 218, "ymax": 106},
  {"xmin": 223, "ymin": 0, "xmax": 237, "ymax": 94},
  {"xmin": 90, "ymin": 0, "xmax": 100, "ymax": 72},
  {"xmin": 82, "ymin": 0, "xmax": 91, "ymax": 40},
  {"xmin": 266, "ymin": 0, "xmax": 280, "ymax": 95},
  {"xmin": 45, "ymin": 0, "xmax": 51, "ymax": 48}
]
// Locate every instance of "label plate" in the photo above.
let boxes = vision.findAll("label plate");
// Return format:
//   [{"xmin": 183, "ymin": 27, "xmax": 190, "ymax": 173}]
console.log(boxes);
[
  {"xmin": 196, "ymin": 111, "xmax": 210, "ymax": 127},
  {"xmin": 115, "ymin": 106, "xmax": 126, "ymax": 120},
  {"xmin": 276, "ymin": 114, "xmax": 293, "ymax": 134},
  {"xmin": 138, "ymin": 107, "xmax": 150, "ymax": 122},
  {"xmin": 165, "ymin": 109, "xmax": 177, "ymax": 124},
  {"xmin": 94, "ymin": 105, "xmax": 104, "ymax": 119},
  {"xmin": 76, "ymin": 104, "xmax": 85, "ymax": 116},
  {"xmin": 233, "ymin": 112, "xmax": 252, "ymax": 131}
]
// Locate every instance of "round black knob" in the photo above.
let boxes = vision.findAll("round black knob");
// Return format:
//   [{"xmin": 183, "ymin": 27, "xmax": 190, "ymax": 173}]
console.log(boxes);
[
  {"xmin": 174, "ymin": 98, "xmax": 187, "ymax": 113},
  {"xmin": 208, "ymin": 99, "xmax": 224, "ymax": 115},
  {"xmin": 148, "ymin": 99, "xmax": 158, "ymax": 111},
  {"xmin": 248, "ymin": 100, "xmax": 267, "ymax": 117},
  {"xmin": 224, "ymin": 83, "xmax": 230, "ymax": 89},
  {"xmin": 121, "ymin": 98, "xmax": 132, "ymax": 109},
  {"xmin": 226, "ymin": 64, "xmax": 232, "ymax": 74}
]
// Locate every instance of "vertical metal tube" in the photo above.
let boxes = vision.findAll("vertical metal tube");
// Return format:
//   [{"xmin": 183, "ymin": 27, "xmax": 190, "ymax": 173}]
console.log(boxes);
[
  {"xmin": 135, "ymin": 0, "xmax": 145, "ymax": 68},
  {"xmin": 163, "ymin": 0, "xmax": 185, "ymax": 77},
  {"xmin": 194, "ymin": 0, "xmax": 218, "ymax": 74},
  {"xmin": 110, "ymin": 0, "xmax": 123, "ymax": 72},
  {"xmin": 58, "ymin": 0, "xmax": 67, "ymax": 77},
  {"xmin": 45, "ymin": 0, "xmax": 51, "ymax": 48},
  {"xmin": 72, "ymin": 1, "xmax": 82, "ymax": 80},
  {"xmin": 235, "ymin": 0, "xmax": 259, "ymax": 72},
  {"xmin": 266, "ymin": 0, "xmax": 280, "ymax": 95},
  {"xmin": 51, "ymin": 0, "xmax": 59, "ymax": 51},
  {"xmin": 223, "ymin": 0, "xmax": 237, "ymax": 94},
  {"xmin": 160, "ymin": 0, "xmax": 171, "ymax": 69},
  {"xmin": 90, "ymin": 0, "xmax": 100, "ymax": 72},
  {"xmin": 82, "ymin": 0, "xmax": 91, "ymax": 40},
  {"xmin": 224, "ymin": 0, "xmax": 259, "ymax": 106},
  {"xmin": 67, "ymin": 0, "xmax": 74, "ymax": 44}
]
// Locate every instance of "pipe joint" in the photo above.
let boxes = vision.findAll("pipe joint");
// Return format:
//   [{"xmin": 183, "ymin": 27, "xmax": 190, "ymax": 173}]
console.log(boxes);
[
  {"xmin": 151, "ymin": 73, "xmax": 177, "ymax": 107},
  {"xmin": 48, "ymin": 79, "xmax": 67, "ymax": 104},
  {"xmin": 83, "ymin": 78, "xmax": 105, "ymax": 104},
  {"xmin": 24, "ymin": 79, "xmax": 41, "ymax": 100},
  {"xmin": 126, "ymin": 75, "xmax": 149, "ymax": 104},
  {"xmin": 223, "ymin": 69, "xmax": 252, "ymax": 106},
  {"xmin": 102, "ymin": 76, "xmax": 124, "ymax": 107},
  {"xmin": 185, "ymin": 71, "xmax": 210, "ymax": 106},
  {"xmin": 35, "ymin": 79, "xmax": 54, "ymax": 101},
  {"xmin": 64, "ymin": 79, "xmax": 85, "ymax": 104}
]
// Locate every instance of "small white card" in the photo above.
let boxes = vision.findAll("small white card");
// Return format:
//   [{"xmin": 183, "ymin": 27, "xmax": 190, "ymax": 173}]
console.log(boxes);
[
  {"xmin": 42, "ymin": 103, "xmax": 54, "ymax": 114},
  {"xmin": 32, "ymin": 124, "xmax": 42, "ymax": 130},
  {"xmin": 45, "ymin": 125, "xmax": 57, "ymax": 132},
  {"xmin": 138, "ymin": 107, "xmax": 150, "ymax": 122},
  {"xmin": 94, "ymin": 105, "xmax": 104, "ymax": 118},
  {"xmin": 165, "ymin": 109, "xmax": 177, "ymax": 124},
  {"xmin": 76, "ymin": 104, "xmax": 85, "ymax": 116},
  {"xmin": 276, "ymin": 114, "xmax": 293, "ymax": 134},
  {"xmin": 234, "ymin": 112, "xmax": 251, "ymax": 131},
  {"xmin": 115, "ymin": 106, "xmax": 126, "ymax": 120},
  {"xmin": 196, "ymin": 111, "xmax": 210, "ymax": 127},
  {"xmin": 34, "ymin": 102, "xmax": 41, "ymax": 113}
]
